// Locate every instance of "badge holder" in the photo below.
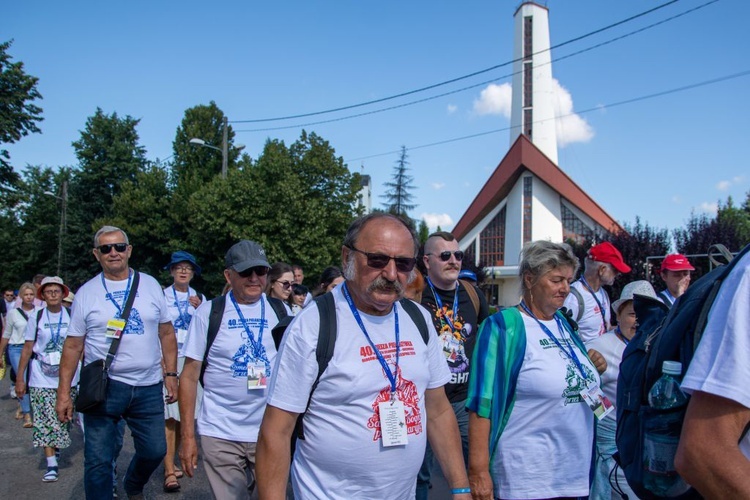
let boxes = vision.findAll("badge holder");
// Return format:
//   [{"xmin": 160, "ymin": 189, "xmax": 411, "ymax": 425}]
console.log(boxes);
[
  {"xmin": 378, "ymin": 392, "xmax": 408, "ymax": 447},
  {"xmin": 581, "ymin": 382, "xmax": 615, "ymax": 421},
  {"xmin": 247, "ymin": 360, "xmax": 268, "ymax": 390}
]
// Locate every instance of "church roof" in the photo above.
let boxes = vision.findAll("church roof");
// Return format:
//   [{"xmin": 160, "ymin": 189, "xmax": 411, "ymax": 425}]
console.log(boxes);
[{"xmin": 452, "ymin": 134, "xmax": 624, "ymax": 240}]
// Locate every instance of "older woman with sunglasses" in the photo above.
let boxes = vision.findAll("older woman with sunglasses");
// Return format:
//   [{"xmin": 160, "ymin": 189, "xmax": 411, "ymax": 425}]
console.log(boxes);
[
  {"xmin": 266, "ymin": 262, "xmax": 295, "ymax": 302},
  {"xmin": 16, "ymin": 277, "xmax": 81, "ymax": 483},
  {"xmin": 161, "ymin": 251, "xmax": 205, "ymax": 492}
]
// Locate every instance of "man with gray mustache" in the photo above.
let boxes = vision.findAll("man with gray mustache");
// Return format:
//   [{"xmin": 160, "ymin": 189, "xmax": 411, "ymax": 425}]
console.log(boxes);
[{"xmin": 256, "ymin": 213, "xmax": 471, "ymax": 500}]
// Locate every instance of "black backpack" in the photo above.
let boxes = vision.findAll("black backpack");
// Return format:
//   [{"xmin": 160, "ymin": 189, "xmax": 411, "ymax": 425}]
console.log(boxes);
[{"xmin": 616, "ymin": 243, "xmax": 750, "ymax": 499}]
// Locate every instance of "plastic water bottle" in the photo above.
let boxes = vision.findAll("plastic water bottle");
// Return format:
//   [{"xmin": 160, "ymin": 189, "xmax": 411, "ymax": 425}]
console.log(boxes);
[{"xmin": 643, "ymin": 360, "xmax": 691, "ymax": 496}]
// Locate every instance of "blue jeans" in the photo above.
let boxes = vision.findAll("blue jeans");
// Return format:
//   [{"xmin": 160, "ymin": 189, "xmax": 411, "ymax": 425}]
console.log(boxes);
[
  {"xmin": 83, "ymin": 379, "xmax": 166, "ymax": 498},
  {"xmin": 416, "ymin": 400, "xmax": 470, "ymax": 500},
  {"xmin": 8, "ymin": 344, "xmax": 31, "ymax": 414}
]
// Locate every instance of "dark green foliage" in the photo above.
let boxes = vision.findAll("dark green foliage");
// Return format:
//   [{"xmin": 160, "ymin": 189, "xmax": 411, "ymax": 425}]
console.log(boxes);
[{"xmin": 381, "ymin": 145, "xmax": 416, "ymax": 217}]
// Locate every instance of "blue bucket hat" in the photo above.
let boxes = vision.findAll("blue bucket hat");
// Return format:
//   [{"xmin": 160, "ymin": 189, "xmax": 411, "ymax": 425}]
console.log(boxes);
[
  {"xmin": 164, "ymin": 250, "xmax": 201, "ymax": 276},
  {"xmin": 458, "ymin": 269, "xmax": 477, "ymax": 282}
]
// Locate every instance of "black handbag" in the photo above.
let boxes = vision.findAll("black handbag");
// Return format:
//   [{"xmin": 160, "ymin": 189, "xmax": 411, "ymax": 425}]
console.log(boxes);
[{"xmin": 75, "ymin": 271, "xmax": 140, "ymax": 413}]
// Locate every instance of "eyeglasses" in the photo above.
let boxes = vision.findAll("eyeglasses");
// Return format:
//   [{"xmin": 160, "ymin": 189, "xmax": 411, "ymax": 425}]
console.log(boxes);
[
  {"xmin": 237, "ymin": 266, "xmax": 269, "ymax": 278},
  {"xmin": 276, "ymin": 280, "xmax": 294, "ymax": 290},
  {"xmin": 97, "ymin": 243, "xmax": 129, "ymax": 254},
  {"xmin": 347, "ymin": 245, "xmax": 417, "ymax": 273},
  {"xmin": 43, "ymin": 289, "xmax": 62, "ymax": 296},
  {"xmin": 173, "ymin": 266, "xmax": 194, "ymax": 273},
  {"xmin": 427, "ymin": 250, "xmax": 464, "ymax": 262}
]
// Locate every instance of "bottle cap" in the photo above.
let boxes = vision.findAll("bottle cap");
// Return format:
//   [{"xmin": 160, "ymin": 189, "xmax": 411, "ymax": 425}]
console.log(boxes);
[{"xmin": 663, "ymin": 360, "xmax": 682, "ymax": 376}]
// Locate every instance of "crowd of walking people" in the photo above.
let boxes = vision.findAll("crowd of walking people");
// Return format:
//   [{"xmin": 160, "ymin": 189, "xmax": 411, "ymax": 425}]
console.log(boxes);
[{"xmin": 1, "ymin": 215, "xmax": 748, "ymax": 499}]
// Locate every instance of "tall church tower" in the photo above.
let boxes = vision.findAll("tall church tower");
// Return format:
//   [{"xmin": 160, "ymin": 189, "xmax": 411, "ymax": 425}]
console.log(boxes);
[{"xmin": 509, "ymin": 2, "xmax": 558, "ymax": 165}]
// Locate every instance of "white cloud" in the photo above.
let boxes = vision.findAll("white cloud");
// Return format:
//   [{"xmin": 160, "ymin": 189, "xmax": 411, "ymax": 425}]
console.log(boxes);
[
  {"xmin": 698, "ymin": 202, "xmax": 718, "ymax": 215},
  {"xmin": 447, "ymin": 104, "xmax": 457, "ymax": 114},
  {"xmin": 716, "ymin": 180, "xmax": 731, "ymax": 191},
  {"xmin": 553, "ymin": 79, "xmax": 594, "ymax": 147},
  {"xmin": 431, "ymin": 182, "xmax": 445, "ymax": 190},
  {"xmin": 472, "ymin": 83, "xmax": 512, "ymax": 118},
  {"xmin": 421, "ymin": 213, "xmax": 454, "ymax": 231}
]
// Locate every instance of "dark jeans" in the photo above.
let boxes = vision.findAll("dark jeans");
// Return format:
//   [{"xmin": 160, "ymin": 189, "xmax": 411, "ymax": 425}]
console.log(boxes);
[
  {"xmin": 416, "ymin": 400, "xmax": 470, "ymax": 500},
  {"xmin": 83, "ymin": 379, "xmax": 166, "ymax": 498}
]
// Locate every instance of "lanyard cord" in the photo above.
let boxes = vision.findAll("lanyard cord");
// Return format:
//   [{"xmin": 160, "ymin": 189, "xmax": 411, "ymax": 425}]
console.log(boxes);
[
  {"xmin": 229, "ymin": 292, "xmax": 267, "ymax": 360},
  {"xmin": 519, "ymin": 301, "xmax": 588, "ymax": 380},
  {"xmin": 342, "ymin": 282, "xmax": 400, "ymax": 398},
  {"xmin": 579, "ymin": 276, "xmax": 608, "ymax": 332},
  {"xmin": 101, "ymin": 270, "xmax": 133, "ymax": 319},
  {"xmin": 172, "ymin": 285, "xmax": 192, "ymax": 326},
  {"xmin": 45, "ymin": 308, "xmax": 65, "ymax": 346},
  {"xmin": 426, "ymin": 278, "xmax": 459, "ymax": 332}
]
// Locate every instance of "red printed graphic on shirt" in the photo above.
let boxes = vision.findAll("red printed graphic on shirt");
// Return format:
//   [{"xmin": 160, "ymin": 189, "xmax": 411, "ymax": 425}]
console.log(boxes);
[
  {"xmin": 359, "ymin": 340, "xmax": 416, "ymax": 362},
  {"xmin": 366, "ymin": 363, "xmax": 422, "ymax": 441}
]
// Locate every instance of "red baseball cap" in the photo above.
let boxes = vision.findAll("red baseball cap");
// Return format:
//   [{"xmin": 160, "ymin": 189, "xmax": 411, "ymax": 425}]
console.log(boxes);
[
  {"xmin": 588, "ymin": 242, "xmax": 631, "ymax": 273},
  {"xmin": 661, "ymin": 254, "xmax": 695, "ymax": 272}
]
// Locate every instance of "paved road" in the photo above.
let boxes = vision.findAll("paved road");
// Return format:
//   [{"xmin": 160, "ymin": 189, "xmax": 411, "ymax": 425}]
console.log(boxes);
[{"xmin": 0, "ymin": 375, "xmax": 452, "ymax": 499}]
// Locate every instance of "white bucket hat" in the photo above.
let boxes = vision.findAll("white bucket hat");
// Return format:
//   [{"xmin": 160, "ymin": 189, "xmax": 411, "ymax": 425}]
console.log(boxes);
[{"xmin": 612, "ymin": 280, "xmax": 657, "ymax": 314}]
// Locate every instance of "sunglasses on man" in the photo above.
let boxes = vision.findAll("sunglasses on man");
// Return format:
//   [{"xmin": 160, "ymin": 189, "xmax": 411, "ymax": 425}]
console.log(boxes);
[
  {"xmin": 347, "ymin": 245, "xmax": 417, "ymax": 273},
  {"xmin": 237, "ymin": 266, "xmax": 270, "ymax": 278},
  {"xmin": 97, "ymin": 243, "xmax": 129, "ymax": 254},
  {"xmin": 426, "ymin": 250, "xmax": 464, "ymax": 262}
]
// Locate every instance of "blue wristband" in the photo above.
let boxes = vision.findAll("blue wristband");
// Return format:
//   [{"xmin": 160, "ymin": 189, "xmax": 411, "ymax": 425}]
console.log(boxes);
[{"xmin": 451, "ymin": 488, "xmax": 471, "ymax": 494}]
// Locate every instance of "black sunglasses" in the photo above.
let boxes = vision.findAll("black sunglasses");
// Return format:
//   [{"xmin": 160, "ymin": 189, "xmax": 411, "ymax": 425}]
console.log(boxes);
[
  {"xmin": 276, "ymin": 280, "xmax": 294, "ymax": 290},
  {"xmin": 347, "ymin": 245, "xmax": 416, "ymax": 273},
  {"xmin": 427, "ymin": 250, "xmax": 464, "ymax": 262},
  {"xmin": 97, "ymin": 243, "xmax": 129, "ymax": 254},
  {"xmin": 237, "ymin": 266, "xmax": 269, "ymax": 278}
]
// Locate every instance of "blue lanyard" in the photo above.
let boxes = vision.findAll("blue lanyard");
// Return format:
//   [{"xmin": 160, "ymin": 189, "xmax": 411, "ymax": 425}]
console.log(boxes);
[
  {"xmin": 171, "ymin": 286, "xmax": 192, "ymax": 327},
  {"xmin": 579, "ymin": 277, "xmax": 608, "ymax": 331},
  {"xmin": 101, "ymin": 270, "xmax": 133, "ymax": 319},
  {"xmin": 426, "ymin": 278, "xmax": 459, "ymax": 332},
  {"xmin": 520, "ymin": 301, "xmax": 588, "ymax": 380},
  {"xmin": 615, "ymin": 326, "xmax": 630, "ymax": 346},
  {"xmin": 229, "ymin": 291, "xmax": 267, "ymax": 361},
  {"xmin": 342, "ymin": 283, "xmax": 400, "ymax": 398},
  {"xmin": 45, "ymin": 308, "xmax": 65, "ymax": 346}
]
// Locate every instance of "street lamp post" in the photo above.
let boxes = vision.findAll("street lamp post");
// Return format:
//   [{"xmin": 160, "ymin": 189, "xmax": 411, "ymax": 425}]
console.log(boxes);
[
  {"xmin": 44, "ymin": 180, "xmax": 68, "ymax": 278},
  {"xmin": 189, "ymin": 116, "xmax": 245, "ymax": 179}
]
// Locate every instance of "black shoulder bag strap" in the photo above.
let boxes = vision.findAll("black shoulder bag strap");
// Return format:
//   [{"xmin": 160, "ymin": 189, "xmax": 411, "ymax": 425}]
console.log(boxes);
[{"xmin": 103, "ymin": 270, "xmax": 140, "ymax": 372}]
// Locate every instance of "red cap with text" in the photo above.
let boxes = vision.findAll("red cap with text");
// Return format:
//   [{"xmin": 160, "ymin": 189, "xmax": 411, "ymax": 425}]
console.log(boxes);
[{"xmin": 588, "ymin": 242, "xmax": 631, "ymax": 273}]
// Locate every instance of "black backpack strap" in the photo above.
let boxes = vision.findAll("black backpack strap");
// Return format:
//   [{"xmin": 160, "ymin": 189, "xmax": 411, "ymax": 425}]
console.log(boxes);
[
  {"xmin": 200, "ymin": 294, "xmax": 226, "ymax": 387},
  {"xmin": 296, "ymin": 292, "xmax": 337, "ymax": 441},
  {"xmin": 268, "ymin": 297, "xmax": 291, "ymax": 349},
  {"xmin": 398, "ymin": 298, "xmax": 430, "ymax": 345},
  {"xmin": 17, "ymin": 308, "xmax": 29, "ymax": 322},
  {"xmin": 267, "ymin": 297, "xmax": 288, "ymax": 321}
]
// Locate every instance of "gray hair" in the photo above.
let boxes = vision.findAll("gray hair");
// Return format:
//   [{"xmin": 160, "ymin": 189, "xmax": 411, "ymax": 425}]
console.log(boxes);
[
  {"xmin": 94, "ymin": 225, "xmax": 129, "ymax": 247},
  {"xmin": 518, "ymin": 240, "xmax": 580, "ymax": 293},
  {"xmin": 584, "ymin": 257, "xmax": 608, "ymax": 273},
  {"xmin": 342, "ymin": 213, "xmax": 419, "ymax": 257}
]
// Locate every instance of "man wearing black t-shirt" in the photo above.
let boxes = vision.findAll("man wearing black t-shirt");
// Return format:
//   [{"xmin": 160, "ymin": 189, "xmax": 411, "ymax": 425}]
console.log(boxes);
[{"xmin": 416, "ymin": 231, "xmax": 489, "ymax": 499}]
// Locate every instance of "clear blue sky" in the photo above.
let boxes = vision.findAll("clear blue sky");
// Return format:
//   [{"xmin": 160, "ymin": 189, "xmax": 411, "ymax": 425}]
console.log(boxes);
[{"xmin": 5, "ymin": 0, "xmax": 749, "ymax": 238}]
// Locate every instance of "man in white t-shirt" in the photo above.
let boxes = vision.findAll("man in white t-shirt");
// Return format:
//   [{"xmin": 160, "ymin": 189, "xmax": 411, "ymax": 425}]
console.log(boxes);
[
  {"xmin": 256, "ymin": 213, "xmax": 471, "ymax": 500},
  {"xmin": 676, "ymin": 247, "xmax": 750, "ymax": 497},
  {"xmin": 657, "ymin": 253, "xmax": 695, "ymax": 307},
  {"xmin": 178, "ymin": 240, "xmax": 283, "ymax": 499},
  {"xmin": 563, "ymin": 241, "xmax": 631, "ymax": 343},
  {"xmin": 56, "ymin": 225, "xmax": 179, "ymax": 500}
]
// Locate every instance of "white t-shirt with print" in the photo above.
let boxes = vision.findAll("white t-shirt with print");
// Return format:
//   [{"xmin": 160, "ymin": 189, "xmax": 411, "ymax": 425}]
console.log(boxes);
[
  {"xmin": 586, "ymin": 330, "xmax": 627, "ymax": 409},
  {"xmin": 163, "ymin": 285, "xmax": 203, "ymax": 353},
  {"xmin": 25, "ymin": 307, "xmax": 80, "ymax": 388},
  {"xmin": 267, "ymin": 286, "xmax": 451, "ymax": 500},
  {"xmin": 682, "ymin": 250, "xmax": 750, "ymax": 458},
  {"xmin": 564, "ymin": 280, "xmax": 611, "ymax": 343},
  {"xmin": 182, "ymin": 293, "xmax": 281, "ymax": 443},
  {"xmin": 491, "ymin": 314, "xmax": 599, "ymax": 499},
  {"xmin": 67, "ymin": 271, "xmax": 171, "ymax": 386}
]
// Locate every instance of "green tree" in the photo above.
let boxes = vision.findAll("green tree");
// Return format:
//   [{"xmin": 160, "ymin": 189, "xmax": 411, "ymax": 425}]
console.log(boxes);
[
  {"xmin": 186, "ymin": 131, "xmax": 361, "ymax": 295},
  {"xmin": 418, "ymin": 219, "xmax": 429, "ymax": 245},
  {"xmin": 0, "ymin": 40, "xmax": 43, "ymax": 192},
  {"xmin": 381, "ymin": 145, "xmax": 416, "ymax": 217},
  {"xmin": 65, "ymin": 108, "xmax": 147, "ymax": 288}
]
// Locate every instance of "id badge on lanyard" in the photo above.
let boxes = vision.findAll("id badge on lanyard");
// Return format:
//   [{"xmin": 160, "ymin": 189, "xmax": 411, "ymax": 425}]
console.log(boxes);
[
  {"xmin": 247, "ymin": 360, "xmax": 268, "ymax": 390},
  {"xmin": 106, "ymin": 318, "xmax": 126, "ymax": 339},
  {"xmin": 581, "ymin": 382, "xmax": 615, "ymax": 420},
  {"xmin": 378, "ymin": 396, "xmax": 408, "ymax": 446}
]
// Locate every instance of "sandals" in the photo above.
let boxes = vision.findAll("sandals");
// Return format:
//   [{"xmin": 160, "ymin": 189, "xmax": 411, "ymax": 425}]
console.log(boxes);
[
  {"xmin": 43, "ymin": 466, "xmax": 59, "ymax": 482},
  {"xmin": 15, "ymin": 407, "xmax": 22, "ymax": 420},
  {"xmin": 173, "ymin": 468, "xmax": 184, "ymax": 479},
  {"xmin": 23, "ymin": 414, "xmax": 33, "ymax": 428},
  {"xmin": 163, "ymin": 473, "xmax": 180, "ymax": 493}
]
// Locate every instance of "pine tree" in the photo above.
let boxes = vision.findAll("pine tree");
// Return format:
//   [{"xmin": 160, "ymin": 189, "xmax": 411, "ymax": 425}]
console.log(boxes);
[{"xmin": 381, "ymin": 145, "xmax": 416, "ymax": 217}]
